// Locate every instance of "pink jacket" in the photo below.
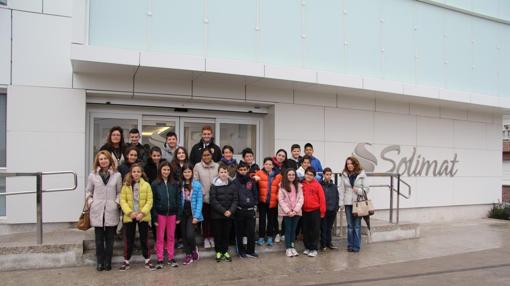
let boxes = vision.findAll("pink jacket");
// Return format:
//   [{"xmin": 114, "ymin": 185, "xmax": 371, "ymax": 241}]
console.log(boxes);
[{"xmin": 278, "ymin": 183, "xmax": 304, "ymax": 217}]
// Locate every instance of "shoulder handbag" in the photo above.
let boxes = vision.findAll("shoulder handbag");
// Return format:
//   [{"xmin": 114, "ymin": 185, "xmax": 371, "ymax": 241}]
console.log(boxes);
[
  {"xmin": 76, "ymin": 196, "xmax": 91, "ymax": 231},
  {"xmin": 352, "ymin": 190, "xmax": 375, "ymax": 217}
]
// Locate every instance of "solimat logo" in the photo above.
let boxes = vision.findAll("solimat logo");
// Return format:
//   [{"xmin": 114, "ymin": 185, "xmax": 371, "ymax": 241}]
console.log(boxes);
[{"xmin": 352, "ymin": 143, "xmax": 459, "ymax": 177}]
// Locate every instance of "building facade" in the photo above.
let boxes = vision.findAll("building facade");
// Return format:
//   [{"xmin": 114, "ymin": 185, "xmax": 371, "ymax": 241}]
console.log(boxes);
[{"xmin": 0, "ymin": 0, "xmax": 508, "ymax": 224}]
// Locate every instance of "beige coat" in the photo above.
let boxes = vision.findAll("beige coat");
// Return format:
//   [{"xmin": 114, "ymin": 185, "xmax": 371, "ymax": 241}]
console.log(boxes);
[
  {"xmin": 193, "ymin": 161, "xmax": 219, "ymax": 204},
  {"xmin": 85, "ymin": 169, "xmax": 122, "ymax": 227}
]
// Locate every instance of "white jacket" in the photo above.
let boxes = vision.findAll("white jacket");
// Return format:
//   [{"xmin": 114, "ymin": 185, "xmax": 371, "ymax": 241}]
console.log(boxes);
[{"xmin": 338, "ymin": 170, "xmax": 370, "ymax": 206}]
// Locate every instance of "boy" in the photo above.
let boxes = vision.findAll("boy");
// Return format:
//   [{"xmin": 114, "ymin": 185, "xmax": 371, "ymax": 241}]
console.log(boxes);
[
  {"xmin": 241, "ymin": 147, "xmax": 260, "ymax": 174},
  {"xmin": 296, "ymin": 155, "xmax": 321, "ymax": 181},
  {"xmin": 304, "ymin": 143, "xmax": 323, "ymax": 179},
  {"xmin": 161, "ymin": 132, "xmax": 179, "ymax": 162},
  {"xmin": 233, "ymin": 161, "xmax": 259, "ymax": 258},
  {"xmin": 128, "ymin": 128, "xmax": 147, "ymax": 163},
  {"xmin": 287, "ymin": 144, "xmax": 302, "ymax": 170},
  {"xmin": 320, "ymin": 168, "xmax": 339, "ymax": 250}
]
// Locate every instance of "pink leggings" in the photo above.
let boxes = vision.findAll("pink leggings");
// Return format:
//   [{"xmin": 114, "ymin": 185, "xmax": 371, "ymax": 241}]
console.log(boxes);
[{"xmin": 156, "ymin": 214, "xmax": 176, "ymax": 261}]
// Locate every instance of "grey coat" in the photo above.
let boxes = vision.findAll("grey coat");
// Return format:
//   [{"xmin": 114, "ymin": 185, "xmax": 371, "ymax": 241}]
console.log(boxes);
[
  {"xmin": 338, "ymin": 170, "xmax": 370, "ymax": 206},
  {"xmin": 85, "ymin": 169, "xmax": 122, "ymax": 227}
]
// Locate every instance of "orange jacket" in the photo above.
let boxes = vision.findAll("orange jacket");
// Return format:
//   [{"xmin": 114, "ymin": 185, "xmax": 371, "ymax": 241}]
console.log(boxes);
[{"xmin": 256, "ymin": 169, "xmax": 282, "ymax": 208}]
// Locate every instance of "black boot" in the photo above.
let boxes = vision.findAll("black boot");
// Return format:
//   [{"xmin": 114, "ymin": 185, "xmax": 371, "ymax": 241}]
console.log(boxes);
[{"xmin": 96, "ymin": 264, "xmax": 104, "ymax": 271}]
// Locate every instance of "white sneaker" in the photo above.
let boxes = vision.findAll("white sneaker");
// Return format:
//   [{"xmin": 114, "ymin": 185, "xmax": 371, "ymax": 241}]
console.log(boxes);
[
  {"xmin": 275, "ymin": 234, "xmax": 281, "ymax": 243},
  {"xmin": 281, "ymin": 235, "xmax": 285, "ymax": 242},
  {"xmin": 242, "ymin": 236, "xmax": 247, "ymax": 245},
  {"xmin": 286, "ymin": 249, "xmax": 293, "ymax": 257},
  {"xmin": 209, "ymin": 238, "xmax": 215, "ymax": 248},
  {"xmin": 308, "ymin": 250, "xmax": 318, "ymax": 257},
  {"xmin": 204, "ymin": 238, "xmax": 211, "ymax": 249},
  {"xmin": 303, "ymin": 249, "xmax": 310, "ymax": 255},
  {"xmin": 291, "ymin": 248, "xmax": 299, "ymax": 257}
]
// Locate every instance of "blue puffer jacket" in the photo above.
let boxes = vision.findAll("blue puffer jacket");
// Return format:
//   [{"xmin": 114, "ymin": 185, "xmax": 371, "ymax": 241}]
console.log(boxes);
[{"xmin": 179, "ymin": 180, "xmax": 204, "ymax": 222}]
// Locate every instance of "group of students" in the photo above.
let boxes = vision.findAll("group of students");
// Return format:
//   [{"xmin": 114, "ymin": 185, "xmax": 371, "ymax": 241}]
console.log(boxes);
[{"xmin": 85, "ymin": 125, "xmax": 369, "ymax": 272}]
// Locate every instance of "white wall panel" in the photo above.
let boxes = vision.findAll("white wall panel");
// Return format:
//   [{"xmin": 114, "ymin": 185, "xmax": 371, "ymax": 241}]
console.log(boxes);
[
  {"xmin": 452, "ymin": 177, "xmax": 501, "ymax": 205},
  {"xmin": 246, "ymin": 86, "xmax": 293, "ymax": 104},
  {"xmin": 337, "ymin": 94, "xmax": 376, "ymax": 111},
  {"xmin": 7, "ymin": 0, "xmax": 42, "ymax": 13},
  {"xmin": 375, "ymin": 99, "xmax": 410, "ymax": 114},
  {"xmin": 6, "ymin": 86, "xmax": 86, "ymax": 223},
  {"xmin": 275, "ymin": 103, "xmax": 324, "ymax": 141},
  {"xmin": 374, "ymin": 112, "xmax": 416, "ymax": 146},
  {"xmin": 193, "ymin": 79, "xmax": 245, "ymax": 100},
  {"xmin": 417, "ymin": 117, "xmax": 454, "ymax": 148},
  {"xmin": 12, "ymin": 12, "xmax": 72, "ymax": 88},
  {"xmin": 294, "ymin": 91, "xmax": 336, "ymax": 107},
  {"xmin": 44, "ymin": 0, "xmax": 72, "ymax": 16},
  {"xmin": 0, "ymin": 8, "xmax": 10, "ymax": 85},
  {"xmin": 485, "ymin": 122, "xmax": 502, "ymax": 151},
  {"xmin": 453, "ymin": 120, "xmax": 485, "ymax": 149},
  {"xmin": 325, "ymin": 107, "xmax": 374, "ymax": 143},
  {"xmin": 410, "ymin": 103, "xmax": 440, "ymax": 117}
]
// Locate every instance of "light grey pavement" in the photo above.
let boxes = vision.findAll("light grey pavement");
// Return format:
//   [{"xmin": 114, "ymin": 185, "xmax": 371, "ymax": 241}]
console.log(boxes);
[{"xmin": 0, "ymin": 219, "xmax": 509, "ymax": 286}]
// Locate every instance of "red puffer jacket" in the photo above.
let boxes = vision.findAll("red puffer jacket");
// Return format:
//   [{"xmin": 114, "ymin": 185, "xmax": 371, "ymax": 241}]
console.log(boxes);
[
  {"xmin": 302, "ymin": 178, "xmax": 326, "ymax": 218},
  {"xmin": 256, "ymin": 169, "xmax": 282, "ymax": 208}
]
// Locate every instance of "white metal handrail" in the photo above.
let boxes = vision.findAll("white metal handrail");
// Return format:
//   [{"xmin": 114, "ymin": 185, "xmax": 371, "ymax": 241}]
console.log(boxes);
[{"xmin": 0, "ymin": 171, "xmax": 78, "ymax": 244}]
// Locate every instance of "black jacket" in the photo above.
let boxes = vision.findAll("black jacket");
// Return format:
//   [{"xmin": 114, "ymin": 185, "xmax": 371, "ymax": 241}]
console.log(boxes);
[
  {"xmin": 151, "ymin": 180, "xmax": 181, "ymax": 217},
  {"xmin": 286, "ymin": 157, "xmax": 302, "ymax": 171},
  {"xmin": 129, "ymin": 142, "xmax": 148, "ymax": 163},
  {"xmin": 99, "ymin": 143, "xmax": 126, "ymax": 163},
  {"xmin": 209, "ymin": 178, "xmax": 239, "ymax": 219},
  {"xmin": 234, "ymin": 174, "xmax": 258, "ymax": 210},
  {"xmin": 321, "ymin": 180, "xmax": 339, "ymax": 212},
  {"xmin": 189, "ymin": 139, "xmax": 222, "ymax": 166},
  {"xmin": 118, "ymin": 160, "xmax": 142, "ymax": 180},
  {"xmin": 144, "ymin": 158, "xmax": 159, "ymax": 184}
]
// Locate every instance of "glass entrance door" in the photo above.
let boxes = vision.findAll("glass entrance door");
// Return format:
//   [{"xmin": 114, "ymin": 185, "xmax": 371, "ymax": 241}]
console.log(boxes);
[
  {"xmin": 142, "ymin": 116, "xmax": 179, "ymax": 152},
  {"xmin": 180, "ymin": 118, "xmax": 216, "ymax": 153}
]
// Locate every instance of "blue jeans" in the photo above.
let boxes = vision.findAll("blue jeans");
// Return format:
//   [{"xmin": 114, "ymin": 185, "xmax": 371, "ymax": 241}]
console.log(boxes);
[
  {"xmin": 283, "ymin": 216, "xmax": 300, "ymax": 249},
  {"xmin": 344, "ymin": 205, "xmax": 362, "ymax": 251}
]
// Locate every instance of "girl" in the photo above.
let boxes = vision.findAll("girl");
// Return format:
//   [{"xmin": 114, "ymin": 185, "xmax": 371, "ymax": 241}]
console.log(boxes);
[
  {"xmin": 119, "ymin": 164, "xmax": 155, "ymax": 271},
  {"xmin": 179, "ymin": 164, "xmax": 204, "ymax": 265},
  {"xmin": 301, "ymin": 167, "xmax": 326, "ymax": 257},
  {"xmin": 170, "ymin": 146, "xmax": 189, "ymax": 183},
  {"xmin": 151, "ymin": 161, "xmax": 180, "ymax": 269},
  {"xmin": 86, "ymin": 150, "xmax": 122, "ymax": 271},
  {"xmin": 339, "ymin": 156, "xmax": 369, "ymax": 253},
  {"xmin": 220, "ymin": 145, "xmax": 238, "ymax": 179},
  {"xmin": 278, "ymin": 168, "xmax": 304, "ymax": 257},
  {"xmin": 118, "ymin": 146, "xmax": 140, "ymax": 180},
  {"xmin": 145, "ymin": 146, "xmax": 162, "ymax": 184},
  {"xmin": 272, "ymin": 149, "xmax": 288, "ymax": 175},
  {"xmin": 99, "ymin": 126, "xmax": 126, "ymax": 168},
  {"xmin": 253, "ymin": 157, "xmax": 282, "ymax": 247},
  {"xmin": 193, "ymin": 148, "xmax": 219, "ymax": 249},
  {"xmin": 210, "ymin": 164, "xmax": 238, "ymax": 262}
]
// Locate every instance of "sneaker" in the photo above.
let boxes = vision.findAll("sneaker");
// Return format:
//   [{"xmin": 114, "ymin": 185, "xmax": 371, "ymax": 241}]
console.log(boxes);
[
  {"xmin": 119, "ymin": 261, "xmax": 130, "ymax": 271},
  {"xmin": 281, "ymin": 235, "xmax": 285, "ymax": 242},
  {"xmin": 275, "ymin": 234, "xmax": 281, "ymax": 243},
  {"xmin": 209, "ymin": 238, "xmax": 215, "ymax": 248},
  {"xmin": 291, "ymin": 248, "xmax": 299, "ymax": 257},
  {"xmin": 176, "ymin": 242, "xmax": 184, "ymax": 249},
  {"xmin": 192, "ymin": 247, "xmax": 200, "ymax": 261},
  {"xmin": 303, "ymin": 249, "xmax": 310, "ymax": 255},
  {"xmin": 183, "ymin": 254, "xmax": 194, "ymax": 265},
  {"xmin": 145, "ymin": 260, "xmax": 156, "ymax": 271},
  {"xmin": 245, "ymin": 252, "xmax": 259, "ymax": 258},
  {"xmin": 308, "ymin": 250, "xmax": 318, "ymax": 257},
  {"xmin": 327, "ymin": 244, "xmax": 338, "ymax": 250},
  {"xmin": 216, "ymin": 252, "xmax": 222, "ymax": 262},
  {"xmin": 256, "ymin": 238, "xmax": 265, "ymax": 246},
  {"xmin": 104, "ymin": 264, "xmax": 112, "ymax": 271},
  {"xmin": 321, "ymin": 247, "xmax": 327, "ymax": 252},
  {"xmin": 286, "ymin": 249, "xmax": 293, "ymax": 257},
  {"xmin": 167, "ymin": 259, "xmax": 178, "ymax": 267},
  {"xmin": 239, "ymin": 252, "xmax": 247, "ymax": 258},
  {"xmin": 223, "ymin": 252, "xmax": 232, "ymax": 262},
  {"xmin": 204, "ymin": 238, "xmax": 211, "ymax": 249},
  {"xmin": 267, "ymin": 237, "xmax": 274, "ymax": 247},
  {"xmin": 156, "ymin": 261, "xmax": 163, "ymax": 269},
  {"xmin": 242, "ymin": 236, "xmax": 248, "ymax": 245}
]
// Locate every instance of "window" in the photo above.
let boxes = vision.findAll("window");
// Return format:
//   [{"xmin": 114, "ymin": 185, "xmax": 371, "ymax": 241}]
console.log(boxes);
[{"xmin": 219, "ymin": 123, "xmax": 257, "ymax": 161}]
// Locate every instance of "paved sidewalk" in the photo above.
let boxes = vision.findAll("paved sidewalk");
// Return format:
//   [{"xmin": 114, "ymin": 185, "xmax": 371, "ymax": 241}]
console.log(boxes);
[{"xmin": 0, "ymin": 219, "xmax": 508, "ymax": 286}]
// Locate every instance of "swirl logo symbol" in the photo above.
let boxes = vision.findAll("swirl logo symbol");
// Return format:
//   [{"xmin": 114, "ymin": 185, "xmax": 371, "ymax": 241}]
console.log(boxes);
[{"xmin": 352, "ymin": 143, "xmax": 377, "ymax": 172}]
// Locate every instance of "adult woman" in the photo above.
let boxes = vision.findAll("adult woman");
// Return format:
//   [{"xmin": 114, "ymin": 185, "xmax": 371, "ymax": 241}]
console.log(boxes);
[
  {"xmin": 85, "ymin": 150, "xmax": 122, "ymax": 271},
  {"xmin": 193, "ymin": 148, "xmax": 219, "ymax": 248},
  {"xmin": 170, "ymin": 146, "xmax": 189, "ymax": 183},
  {"xmin": 99, "ymin": 126, "xmax": 126, "ymax": 168},
  {"xmin": 339, "ymin": 156, "xmax": 369, "ymax": 253}
]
